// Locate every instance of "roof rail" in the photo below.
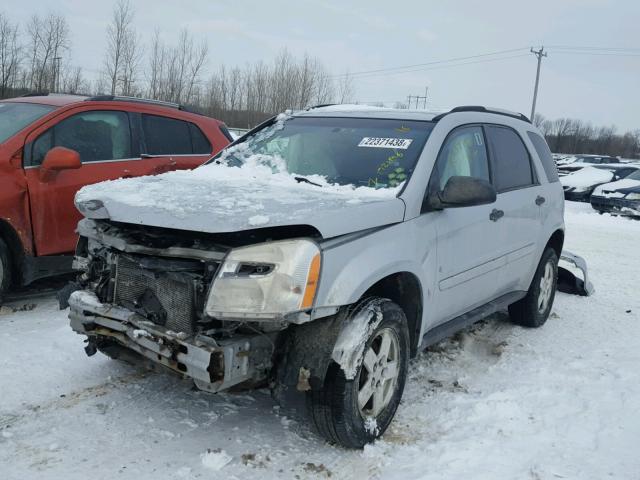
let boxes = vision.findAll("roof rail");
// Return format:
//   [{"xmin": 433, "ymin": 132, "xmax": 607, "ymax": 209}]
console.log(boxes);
[
  {"xmin": 306, "ymin": 103, "xmax": 337, "ymax": 110},
  {"xmin": 432, "ymin": 105, "xmax": 531, "ymax": 124},
  {"xmin": 21, "ymin": 91, "xmax": 49, "ymax": 97},
  {"xmin": 84, "ymin": 95, "xmax": 184, "ymax": 110}
]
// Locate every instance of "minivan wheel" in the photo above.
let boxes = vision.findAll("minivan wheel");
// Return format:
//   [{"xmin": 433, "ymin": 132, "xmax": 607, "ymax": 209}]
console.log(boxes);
[
  {"xmin": 307, "ymin": 298, "xmax": 409, "ymax": 448},
  {"xmin": 508, "ymin": 248, "xmax": 558, "ymax": 328},
  {"xmin": 0, "ymin": 238, "xmax": 12, "ymax": 304}
]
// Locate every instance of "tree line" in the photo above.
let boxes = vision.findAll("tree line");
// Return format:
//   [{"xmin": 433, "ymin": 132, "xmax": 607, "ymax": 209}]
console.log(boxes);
[{"xmin": 534, "ymin": 114, "xmax": 639, "ymax": 159}]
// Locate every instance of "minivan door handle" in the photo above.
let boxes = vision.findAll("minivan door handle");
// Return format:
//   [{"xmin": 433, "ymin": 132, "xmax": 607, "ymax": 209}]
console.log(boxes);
[
  {"xmin": 535, "ymin": 195, "xmax": 546, "ymax": 206},
  {"xmin": 489, "ymin": 209, "xmax": 504, "ymax": 222}
]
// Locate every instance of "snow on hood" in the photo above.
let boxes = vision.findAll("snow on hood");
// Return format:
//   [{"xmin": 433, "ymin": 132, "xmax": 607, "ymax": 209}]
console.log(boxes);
[
  {"xmin": 75, "ymin": 161, "xmax": 406, "ymax": 239},
  {"xmin": 593, "ymin": 177, "xmax": 640, "ymax": 196},
  {"xmin": 560, "ymin": 167, "xmax": 613, "ymax": 188}
]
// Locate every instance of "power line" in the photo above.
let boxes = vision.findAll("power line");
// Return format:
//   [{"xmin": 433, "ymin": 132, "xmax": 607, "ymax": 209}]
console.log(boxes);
[
  {"xmin": 345, "ymin": 53, "xmax": 530, "ymax": 81},
  {"xmin": 549, "ymin": 51, "xmax": 640, "ymax": 57},
  {"xmin": 329, "ymin": 47, "xmax": 530, "ymax": 78},
  {"xmin": 546, "ymin": 45, "xmax": 640, "ymax": 52}
]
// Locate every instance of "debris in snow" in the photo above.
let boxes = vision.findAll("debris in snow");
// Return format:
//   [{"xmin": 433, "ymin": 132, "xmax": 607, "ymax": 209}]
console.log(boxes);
[
  {"xmin": 302, "ymin": 462, "xmax": 332, "ymax": 477},
  {"xmin": 201, "ymin": 448, "xmax": 232, "ymax": 471},
  {"xmin": 132, "ymin": 329, "xmax": 151, "ymax": 339},
  {"xmin": 364, "ymin": 416, "xmax": 379, "ymax": 435},
  {"xmin": 248, "ymin": 214, "xmax": 270, "ymax": 226}
]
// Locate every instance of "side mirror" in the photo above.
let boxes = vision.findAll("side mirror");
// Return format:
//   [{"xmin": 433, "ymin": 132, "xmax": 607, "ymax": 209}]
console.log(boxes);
[
  {"xmin": 428, "ymin": 176, "xmax": 496, "ymax": 210},
  {"xmin": 40, "ymin": 146, "xmax": 81, "ymax": 181}
]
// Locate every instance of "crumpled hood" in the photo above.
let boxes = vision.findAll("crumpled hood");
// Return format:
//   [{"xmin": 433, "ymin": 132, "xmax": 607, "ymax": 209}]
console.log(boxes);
[
  {"xmin": 75, "ymin": 163, "xmax": 406, "ymax": 239},
  {"xmin": 593, "ymin": 178, "xmax": 640, "ymax": 196}
]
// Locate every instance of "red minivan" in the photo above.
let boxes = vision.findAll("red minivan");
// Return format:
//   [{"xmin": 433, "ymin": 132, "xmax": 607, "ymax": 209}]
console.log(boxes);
[{"xmin": 0, "ymin": 93, "xmax": 231, "ymax": 300}]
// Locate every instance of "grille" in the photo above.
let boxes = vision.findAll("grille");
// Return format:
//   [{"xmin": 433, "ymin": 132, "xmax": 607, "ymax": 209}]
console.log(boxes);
[{"xmin": 114, "ymin": 255, "xmax": 197, "ymax": 335}]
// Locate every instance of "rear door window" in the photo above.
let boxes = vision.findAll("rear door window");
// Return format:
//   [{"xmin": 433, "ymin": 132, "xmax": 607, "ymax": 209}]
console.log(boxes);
[
  {"xmin": 31, "ymin": 110, "xmax": 132, "ymax": 165},
  {"xmin": 141, "ymin": 114, "xmax": 192, "ymax": 155},
  {"xmin": 527, "ymin": 131, "xmax": 559, "ymax": 183},
  {"xmin": 189, "ymin": 123, "xmax": 211, "ymax": 154},
  {"xmin": 485, "ymin": 125, "xmax": 535, "ymax": 192}
]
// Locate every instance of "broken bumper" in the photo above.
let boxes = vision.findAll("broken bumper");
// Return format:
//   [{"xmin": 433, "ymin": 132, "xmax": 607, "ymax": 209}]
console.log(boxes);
[
  {"xmin": 68, "ymin": 291, "xmax": 273, "ymax": 392},
  {"xmin": 558, "ymin": 251, "xmax": 595, "ymax": 296},
  {"xmin": 590, "ymin": 196, "xmax": 640, "ymax": 217}
]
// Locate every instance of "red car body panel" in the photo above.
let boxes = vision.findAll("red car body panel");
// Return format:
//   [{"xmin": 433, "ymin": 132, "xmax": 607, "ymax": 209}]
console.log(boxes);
[{"xmin": 0, "ymin": 95, "xmax": 230, "ymax": 284}]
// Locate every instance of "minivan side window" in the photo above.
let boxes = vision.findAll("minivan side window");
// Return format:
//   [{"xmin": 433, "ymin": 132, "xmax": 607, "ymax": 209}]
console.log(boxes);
[
  {"xmin": 31, "ymin": 110, "xmax": 132, "ymax": 165},
  {"xmin": 527, "ymin": 131, "xmax": 559, "ymax": 183},
  {"xmin": 431, "ymin": 125, "xmax": 490, "ymax": 191},
  {"xmin": 485, "ymin": 125, "xmax": 534, "ymax": 192}
]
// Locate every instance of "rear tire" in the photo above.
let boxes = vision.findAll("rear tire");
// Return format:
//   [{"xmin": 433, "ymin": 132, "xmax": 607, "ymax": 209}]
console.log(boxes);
[
  {"xmin": 0, "ymin": 238, "xmax": 12, "ymax": 304},
  {"xmin": 306, "ymin": 298, "xmax": 409, "ymax": 448},
  {"xmin": 508, "ymin": 248, "xmax": 558, "ymax": 328}
]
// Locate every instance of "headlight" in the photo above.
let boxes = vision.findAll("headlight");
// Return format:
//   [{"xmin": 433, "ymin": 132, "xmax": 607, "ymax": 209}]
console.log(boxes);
[
  {"xmin": 625, "ymin": 192, "xmax": 640, "ymax": 200},
  {"xmin": 205, "ymin": 239, "xmax": 321, "ymax": 320}
]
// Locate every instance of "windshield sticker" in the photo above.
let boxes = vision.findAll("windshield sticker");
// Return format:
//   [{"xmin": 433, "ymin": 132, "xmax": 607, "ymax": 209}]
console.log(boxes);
[{"xmin": 358, "ymin": 137, "xmax": 413, "ymax": 149}]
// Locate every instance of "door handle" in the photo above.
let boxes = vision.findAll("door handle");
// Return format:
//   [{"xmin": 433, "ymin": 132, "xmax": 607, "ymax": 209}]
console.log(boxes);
[
  {"xmin": 536, "ymin": 195, "xmax": 546, "ymax": 206},
  {"xmin": 490, "ymin": 209, "xmax": 504, "ymax": 222}
]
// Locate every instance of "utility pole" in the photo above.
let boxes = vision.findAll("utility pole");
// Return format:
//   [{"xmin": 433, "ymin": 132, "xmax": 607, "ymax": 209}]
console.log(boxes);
[
  {"xmin": 53, "ymin": 57, "xmax": 62, "ymax": 93},
  {"xmin": 530, "ymin": 46, "xmax": 547, "ymax": 120},
  {"xmin": 407, "ymin": 87, "xmax": 428, "ymax": 109}
]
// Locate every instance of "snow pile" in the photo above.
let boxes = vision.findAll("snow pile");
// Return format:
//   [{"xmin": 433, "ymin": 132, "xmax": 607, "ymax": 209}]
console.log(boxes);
[
  {"xmin": 560, "ymin": 166, "xmax": 613, "ymax": 188},
  {"xmin": 200, "ymin": 449, "xmax": 232, "ymax": 471}
]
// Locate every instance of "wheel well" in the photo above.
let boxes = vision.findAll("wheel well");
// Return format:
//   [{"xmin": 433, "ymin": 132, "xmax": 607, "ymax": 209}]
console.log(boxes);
[
  {"xmin": 0, "ymin": 219, "xmax": 25, "ymax": 285},
  {"xmin": 545, "ymin": 229, "xmax": 564, "ymax": 257},
  {"xmin": 362, "ymin": 272, "xmax": 423, "ymax": 358}
]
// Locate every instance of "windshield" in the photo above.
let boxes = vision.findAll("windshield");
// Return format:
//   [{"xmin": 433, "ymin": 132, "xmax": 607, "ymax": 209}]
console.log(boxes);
[
  {"xmin": 0, "ymin": 102, "xmax": 56, "ymax": 144},
  {"xmin": 209, "ymin": 115, "xmax": 434, "ymax": 189},
  {"xmin": 626, "ymin": 169, "xmax": 640, "ymax": 181}
]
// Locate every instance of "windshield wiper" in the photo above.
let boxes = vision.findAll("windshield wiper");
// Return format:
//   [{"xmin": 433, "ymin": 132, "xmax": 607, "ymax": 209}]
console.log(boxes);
[{"xmin": 294, "ymin": 176, "xmax": 322, "ymax": 187}]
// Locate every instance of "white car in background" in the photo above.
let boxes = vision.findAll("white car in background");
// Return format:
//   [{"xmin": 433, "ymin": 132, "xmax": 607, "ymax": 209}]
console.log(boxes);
[{"xmin": 560, "ymin": 165, "xmax": 639, "ymax": 202}]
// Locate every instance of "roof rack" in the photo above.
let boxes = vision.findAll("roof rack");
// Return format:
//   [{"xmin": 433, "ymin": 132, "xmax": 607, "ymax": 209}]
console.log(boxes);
[
  {"xmin": 84, "ymin": 95, "xmax": 187, "ymax": 111},
  {"xmin": 432, "ymin": 106, "xmax": 531, "ymax": 124},
  {"xmin": 306, "ymin": 103, "xmax": 337, "ymax": 110},
  {"xmin": 21, "ymin": 91, "xmax": 49, "ymax": 97}
]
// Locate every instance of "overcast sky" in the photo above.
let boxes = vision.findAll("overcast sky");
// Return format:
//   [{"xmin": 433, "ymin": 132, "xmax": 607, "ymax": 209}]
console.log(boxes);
[{"xmin": 5, "ymin": 0, "xmax": 640, "ymax": 130}]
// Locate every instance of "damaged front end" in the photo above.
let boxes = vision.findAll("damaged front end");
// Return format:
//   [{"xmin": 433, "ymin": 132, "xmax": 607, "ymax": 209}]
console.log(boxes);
[{"xmin": 67, "ymin": 218, "xmax": 316, "ymax": 393}]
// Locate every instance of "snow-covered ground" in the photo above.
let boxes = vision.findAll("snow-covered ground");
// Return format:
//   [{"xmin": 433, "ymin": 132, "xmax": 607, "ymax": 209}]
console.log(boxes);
[{"xmin": 1, "ymin": 202, "xmax": 639, "ymax": 480}]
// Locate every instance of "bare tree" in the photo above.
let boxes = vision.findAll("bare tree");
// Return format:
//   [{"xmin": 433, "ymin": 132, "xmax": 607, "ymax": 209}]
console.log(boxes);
[
  {"xmin": 26, "ymin": 13, "xmax": 69, "ymax": 92},
  {"xmin": 62, "ymin": 66, "xmax": 88, "ymax": 94},
  {"xmin": 120, "ymin": 28, "xmax": 142, "ymax": 96},
  {"xmin": 0, "ymin": 13, "xmax": 21, "ymax": 97},
  {"xmin": 335, "ymin": 70, "xmax": 354, "ymax": 103},
  {"xmin": 103, "ymin": 0, "xmax": 135, "ymax": 95}
]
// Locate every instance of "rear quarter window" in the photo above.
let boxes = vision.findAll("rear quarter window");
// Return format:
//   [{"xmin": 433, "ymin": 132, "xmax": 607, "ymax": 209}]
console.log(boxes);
[{"xmin": 527, "ymin": 131, "xmax": 559, "ymax": 183}]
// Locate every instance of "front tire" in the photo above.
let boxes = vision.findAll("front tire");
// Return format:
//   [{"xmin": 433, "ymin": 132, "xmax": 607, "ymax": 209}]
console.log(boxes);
[
  {"xmin": 509, "ymin": 248, "xmax": 558, "ymax": 328},
  {"xmin": 0, "ymin": 238, "xmax": 12, "ymax": 304},
  {"xmin": 307, "ymin": 298, "xmax": 409, "ymax": 448}
]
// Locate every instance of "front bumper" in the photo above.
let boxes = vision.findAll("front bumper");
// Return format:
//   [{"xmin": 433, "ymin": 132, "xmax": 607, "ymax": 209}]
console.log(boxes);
[
  {"xmin": 563, "ymin": 189, "xmax": 593, "ymax": 202},
  {"xmin": 590, "ymin": 196, "xmax": 640, "ymax": 217},
  {"xmin": 68, "ymin": 291, "xmax": 275, "ymax": 392}
]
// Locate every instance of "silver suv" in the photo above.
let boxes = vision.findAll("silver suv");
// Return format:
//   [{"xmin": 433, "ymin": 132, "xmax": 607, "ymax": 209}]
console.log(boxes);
[{"xmin": 68, "ymin": 105, "xmax": 567, "ymax": 448}]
